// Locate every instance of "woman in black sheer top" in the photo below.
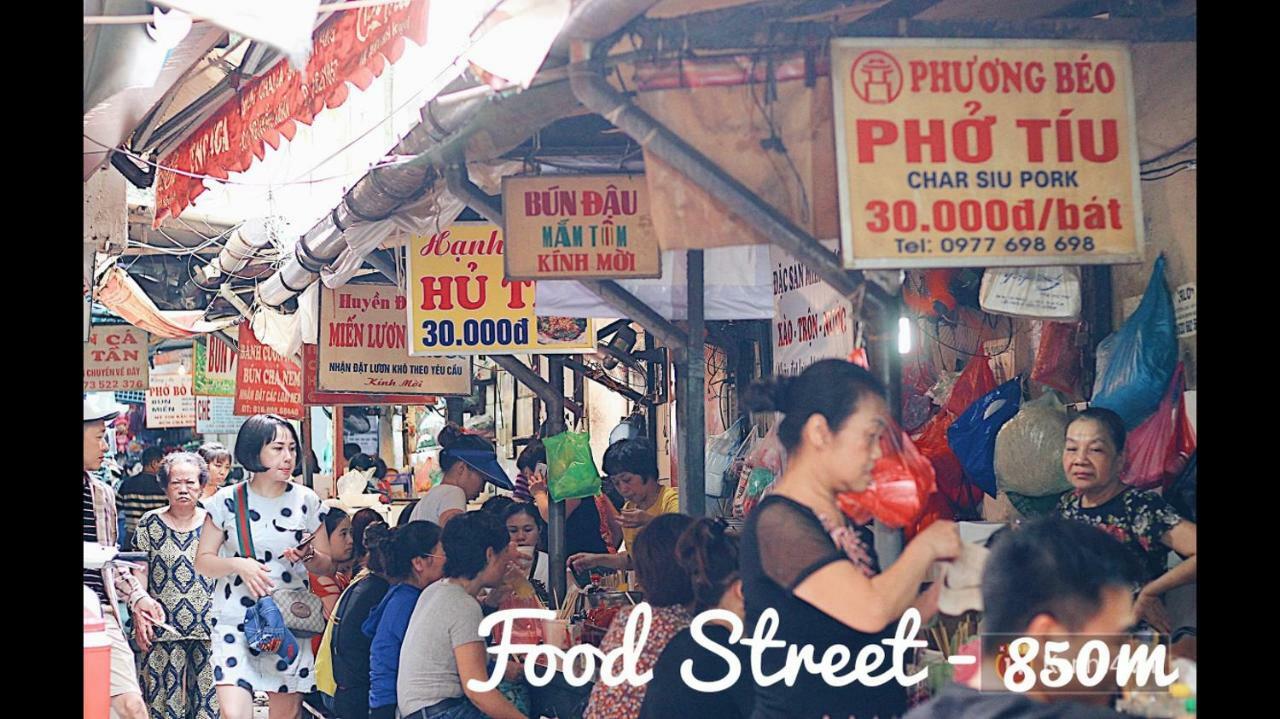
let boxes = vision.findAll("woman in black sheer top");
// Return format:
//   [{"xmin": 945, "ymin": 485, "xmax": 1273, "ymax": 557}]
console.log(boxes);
[{"xmin": 740, "ymin": 360, "xmax": 963, "ymax": 719}]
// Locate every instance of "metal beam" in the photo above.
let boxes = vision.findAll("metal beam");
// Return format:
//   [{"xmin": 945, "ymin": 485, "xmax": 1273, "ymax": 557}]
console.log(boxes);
[
  {"xmin": 679, "ymin": 250, "xmax": 706, "ymax": 517},
  {"xmin": 363, "ymin": 250, "xmax": 402, "ymax": 288},
  {"xmin": 545, "ymin": 356, "xmax": 568, "ymax": 605},
  {"xmin": 578, "ymin": 280, "xmax": 689, "ymax": 349},
  {"xmin": 561, "ymin": 356, "xmax": 647, "ymax": 404},
  {"xmin": 568, "ymin": 52, "xmax": 887, "ymax": 313},
  {"xmin": 443, "ymin": 164, "xmax": 505, "ymax": 227},
  {"xmin": 638, "ymin": 14, "xmax": 1195, "ymax": 48}
]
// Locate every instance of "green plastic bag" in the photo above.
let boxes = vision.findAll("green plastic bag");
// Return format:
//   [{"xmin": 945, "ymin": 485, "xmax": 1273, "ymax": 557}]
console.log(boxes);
[{"xmin": 544, "ymin": 431, "xmax": 602, "ymax": 502}]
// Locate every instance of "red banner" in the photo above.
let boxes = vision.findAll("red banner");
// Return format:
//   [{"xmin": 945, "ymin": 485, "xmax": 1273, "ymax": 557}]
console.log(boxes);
[
  {"xmin": 234, "ymin": 323, "xmax": 304, "ymax": 420},
  {"xmin": 154, "ymin": 0, "xmax": 430, "ymax": 226}
]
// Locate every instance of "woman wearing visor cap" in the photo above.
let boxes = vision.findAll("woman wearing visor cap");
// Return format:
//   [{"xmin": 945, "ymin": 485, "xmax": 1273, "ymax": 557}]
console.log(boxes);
[{"xmin": 408, "ymin": 425, "xmax": 514, "ymax": 528}]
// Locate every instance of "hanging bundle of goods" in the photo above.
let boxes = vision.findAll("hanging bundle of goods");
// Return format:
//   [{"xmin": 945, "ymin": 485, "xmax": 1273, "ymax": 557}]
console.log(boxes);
[
  {"xmin": 1090, "ymin": 255, "xmax": 1178, "ymax": 429},
  {"xmin": 994, "ymin": 392, "xmax": 1074, "ymax": 517},
  {"xmin": 837, "ymin": 419, "xmax": 937, "ymax": 529}
]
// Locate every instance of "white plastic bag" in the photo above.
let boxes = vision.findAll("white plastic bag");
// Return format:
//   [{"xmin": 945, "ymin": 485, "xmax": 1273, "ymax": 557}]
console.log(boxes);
[{"xmin": 979, "ymin": 266, "xmax": 1081, "ymax": 320}]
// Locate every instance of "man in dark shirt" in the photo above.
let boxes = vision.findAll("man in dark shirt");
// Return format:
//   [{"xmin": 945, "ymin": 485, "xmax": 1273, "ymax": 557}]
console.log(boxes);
[
  {"xmin": 905, "ymin": 518, "xmax": 1143, "ymax": 719},
  {"xmin": 117, "ymin": 445, "xmax": 167, "ymax": 549}
]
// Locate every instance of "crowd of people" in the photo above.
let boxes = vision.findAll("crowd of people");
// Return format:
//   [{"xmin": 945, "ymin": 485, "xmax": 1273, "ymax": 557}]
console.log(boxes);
[{"xmin": 83, "ymin": 355, "xmax": 1196, "ymax": 719}]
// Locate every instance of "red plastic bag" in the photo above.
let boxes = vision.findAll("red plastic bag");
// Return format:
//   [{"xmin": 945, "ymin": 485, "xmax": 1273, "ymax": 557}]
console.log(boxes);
[
  {"xmin": 848, "ymin": 347, "xmax": 870, "ymax": 369},
  {"xmin": 838, "ymin": 421, "xmax": 937, "ymax": 529},
  {"xmin": 1123, "ymin": 364, "xmax": 1196, "ymax": 490},
  {"xmin": 914, "ymin": 411, "xmax": 984, "ymax": 515},
  {"xmin": 1031, "ymin": 321, "xmax": 1081, "ymax": 396},
  {"xmin": 945, "ymin": 356, "xmax": 997, "ymax": 416},
  {"xmin": 904, "ymin": 492, "xmax": 954, "ymax": 542}
]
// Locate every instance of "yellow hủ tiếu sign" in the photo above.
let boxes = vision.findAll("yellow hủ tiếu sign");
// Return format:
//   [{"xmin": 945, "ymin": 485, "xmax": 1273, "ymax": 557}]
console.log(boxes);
[{"xmin": 407, "ymin": 223, "xmax": 596, "ymax": 356}]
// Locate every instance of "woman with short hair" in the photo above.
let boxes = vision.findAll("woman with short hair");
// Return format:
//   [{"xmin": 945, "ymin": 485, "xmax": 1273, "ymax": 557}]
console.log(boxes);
[
  {"xmin": 363, "ymin": 521, "xmax": 446, "ymax": 719},
  {"xmin": 1059, "ymin": 407, "xmax": 1197, "ymax": 633},
  {"xmin": 396, "ymin": 512, "xmax": 526, "ymax": 719},
  {"xmin": 195, "ymin": 414, "xmax": 338, "ymax": 719},
  {"xmin": 134, "ymin": 451, "xmax": 219, "ymax": 719},
  {"xmin": 584, "ymin": 513, "xmax": 697, "ymax": 719}
]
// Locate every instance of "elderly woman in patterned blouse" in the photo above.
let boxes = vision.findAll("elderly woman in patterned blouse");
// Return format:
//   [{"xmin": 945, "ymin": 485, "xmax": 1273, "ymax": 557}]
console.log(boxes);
[
  {"xmin": 133, "ymin": 452, "xmax": 219, "ymax": 719},
  {"xmin": 1058, "ymin": 407, "xmax": 1197, "ymax": 634}
]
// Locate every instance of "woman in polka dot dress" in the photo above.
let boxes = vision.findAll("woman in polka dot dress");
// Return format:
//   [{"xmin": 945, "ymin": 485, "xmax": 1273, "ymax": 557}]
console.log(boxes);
[{"xmin": 196, "ymin": 414, "xmax": 337, "ymax": 719}]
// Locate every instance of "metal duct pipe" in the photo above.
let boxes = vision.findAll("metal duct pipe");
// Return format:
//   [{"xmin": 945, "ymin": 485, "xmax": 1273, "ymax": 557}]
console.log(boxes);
[
  {"xmin": 205, "ymin": 218, "xmax": 273, "ymax": 280},
  {"xmin": 552, "ymin": 0, "xmax": 663, "ymax": 54},
  {"xmin": 258, "ymin": 80, "xmax": 582, "ymax": 309},
  {"xmin": 568, "ymin": 44, "xmax": 888, "ymax": 314},
  {"xmin": 257, "ymin": 87, "xmax": 491, "ymax": 308}
]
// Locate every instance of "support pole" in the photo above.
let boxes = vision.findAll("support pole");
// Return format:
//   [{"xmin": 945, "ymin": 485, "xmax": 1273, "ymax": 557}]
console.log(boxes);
[
  {"xmin": 679, "ymin": 250, "xmax": 706, "ymax": 517},
  {"xmin": 546, "ymin": 357, "xmax": 568, "ymax": 606},
  {"xmin": 491, "ymin": 354, "xmax": 570, "ymax": 603},
  {"xmin": 301, "ymin": 412, "xmax": 313, "ymax": 489},
  {"xmin": 579, "ymin": 280, "xmax": 688, "ymax": 349}
]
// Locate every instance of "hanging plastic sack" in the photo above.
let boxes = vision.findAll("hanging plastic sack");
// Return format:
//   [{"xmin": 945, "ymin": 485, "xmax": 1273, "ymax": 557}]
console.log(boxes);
[
  {"xmin": 1123, "ymin": 364, "xmax": 1196, "ymax": 490},
  {"xmin": 904, "ymin": 492, "xmax": 955, "ymax": 541},
  {"xmin": 902, "ymin": 362, "xmax": 938, "ymax": 432},
  {"xmin": 1031, "ymin": 321, "xmax": 1082, "ymax": 396},
  {"xmin": 705, "ymin": 418, "xmax": 748, "ymax": 497},
  {"xmin": 994, "ymin": 392, "xmax": 1073, "ymax": 497},
  {"xmin": 741, "ymin": 468, "xmax": 776, "ymax": 516},
  {"xmin": 1006, "ymin": 490, "xmax": 1065, "ymax": 519},
  {"xmin": 913, "ymin": 411, "xmax": 984, "ymax": 515},
  {"xmin": 543, "ymin": 431, "xmax": 602, "ymax": 502},
  {"xmin": 947, "ymin": 379, "xmax": 1023, "ymax": 497},
  {"xmin": 746, "ymin": 421, "xmax": 787, "ymax": 475},
  {"xmin": 848, "ymin": 347, "xmax": 870, "ymax": 369},
  {"xmin": 838, "ymin": 421, "xmax": 937, "ymax": 529},
  {"xmin": 945, "ymin": 356, "xmax": 998, "ymax": 416},
  {"xmin": 926, "ymin": 370, "xmax": 960, "ymax": 408},
  {"xmin": 1091, "ymin": 255, "xmax": 1178, "ymax": 429}
]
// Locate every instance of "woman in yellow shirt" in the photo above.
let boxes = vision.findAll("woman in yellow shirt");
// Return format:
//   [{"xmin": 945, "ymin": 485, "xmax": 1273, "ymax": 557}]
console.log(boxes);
[{"xmin": 568, "ymin": 438, "xmax": 680, "ymax": 574}]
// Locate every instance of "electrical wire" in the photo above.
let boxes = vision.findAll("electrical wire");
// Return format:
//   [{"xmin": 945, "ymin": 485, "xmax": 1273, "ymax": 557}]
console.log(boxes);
[
  {"xmin": 1139, "ymin": 138, "xmax": 1196, "ymax": 167},
  {"xmin": 84, "ymin": 0, "xmax": 415, "ymax": 25},
  {"xmin": 1140, "ymin": 159, "xmax": 1196, "ymax": 182},
  {"xmin": 84, "ymin": 134, "xmax": 419, "ymax": 186}
]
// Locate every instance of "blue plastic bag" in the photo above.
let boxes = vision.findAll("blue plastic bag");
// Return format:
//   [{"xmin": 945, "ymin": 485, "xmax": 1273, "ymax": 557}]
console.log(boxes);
[
  {"xmin": 1091, "ymin": 256, "xmax": 1178, "ymax": 429},
  {"xmin": 947, "ymin": 379, "xmax": 1023, "ymax": 497}
]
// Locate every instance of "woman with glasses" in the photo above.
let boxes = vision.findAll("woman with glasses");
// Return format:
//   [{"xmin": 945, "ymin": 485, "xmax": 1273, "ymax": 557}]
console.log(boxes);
[{"xmin": 361, "ymin": 521, "xmax": 446, "ymax": 719}]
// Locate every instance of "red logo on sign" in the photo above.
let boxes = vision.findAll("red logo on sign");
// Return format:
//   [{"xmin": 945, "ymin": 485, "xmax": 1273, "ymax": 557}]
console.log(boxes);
[{"xmin": 850, "ymin": 51, "xmax": 904, "ymax": 104}]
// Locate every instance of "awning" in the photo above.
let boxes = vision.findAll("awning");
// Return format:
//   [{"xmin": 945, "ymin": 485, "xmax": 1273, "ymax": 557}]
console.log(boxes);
[{"xmin": 95, "ymin": 267, "xmax": 237, "ymax": 339}]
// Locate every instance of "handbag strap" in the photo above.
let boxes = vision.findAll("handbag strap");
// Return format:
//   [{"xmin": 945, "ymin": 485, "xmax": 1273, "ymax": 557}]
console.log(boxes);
[{"xmin": 234, "ymin": 481, "xmax": 257, "ymax": 560}]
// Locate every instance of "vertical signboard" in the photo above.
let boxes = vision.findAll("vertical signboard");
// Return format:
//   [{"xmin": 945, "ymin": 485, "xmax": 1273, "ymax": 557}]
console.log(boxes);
[
  {"xmin": 234, "ymin": 323, "xmax": 304, "ymax": 419},
  {"xmin": 770, "ymin": 243, "xmax": 855, "ymax": 376},
  {"xmin": 832, "ymin": 40, "xmax": 1143, "ymax": 268},
  {"xmin": 146, "ymin": 372, "xmax": 196, "ymax": 428},
  {"xmin": 194, "ymin": 333, "xmax": 238, "ymax": 396}
]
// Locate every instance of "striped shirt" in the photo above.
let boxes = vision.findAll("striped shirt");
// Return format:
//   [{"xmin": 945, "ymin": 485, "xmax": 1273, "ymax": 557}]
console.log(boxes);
[
  {"xmin": 82, "ymin": 478, "xmax": 108, "ymax": 604},
  {"xmin": 117, "ymin": 473, "xmax": 168, "ymax": 550}
]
